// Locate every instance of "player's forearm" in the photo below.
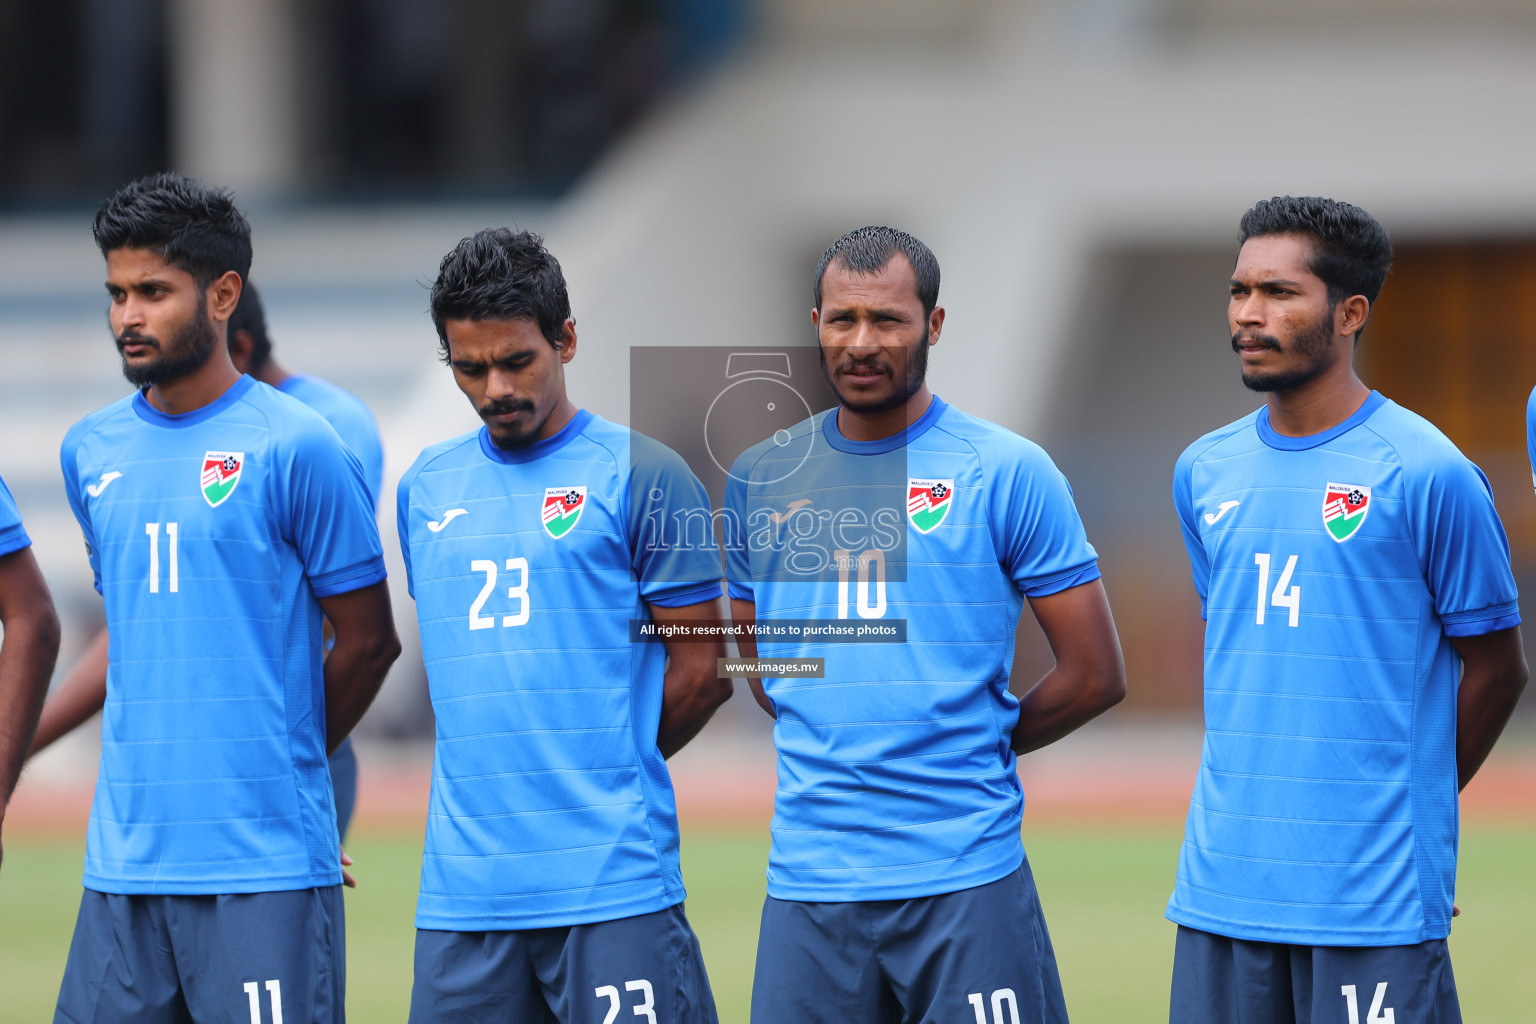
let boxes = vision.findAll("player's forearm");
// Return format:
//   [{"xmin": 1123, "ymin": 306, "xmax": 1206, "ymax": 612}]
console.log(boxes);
[
  {"xmin": 1009, "ymin": 660, "xmax": 1125, "ymax": 755},
  {"xmin": 1452, "ymin": 627, "xmax": 1528, "ymax": 791},
  {"xmin": 29, "ymin": 628, "xmax": 109, "ymax": 756},
  {"xmin": 0, "ymin": 606, "xmax": 63, "ymax": 804},
  {"xmin": 728, "ymin": 598, "xmax": 776, "ymax": 717},
  {"xmin": 657, "ymin": 661, "xmax": 733, "ymax": 759},
  {"xmin": 1012, "ymin": 580, "xmax": 1126, "ymax": 754},
  {"xmin": 323, "ymin": 628, "xmax": 402, "ymax": 753}
]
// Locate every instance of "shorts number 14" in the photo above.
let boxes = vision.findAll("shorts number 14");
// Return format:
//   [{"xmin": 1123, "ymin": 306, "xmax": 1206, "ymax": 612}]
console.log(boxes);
[{"xmin": 1342, "ymin": 982, "xmax": 1394, "ymax": 1024}]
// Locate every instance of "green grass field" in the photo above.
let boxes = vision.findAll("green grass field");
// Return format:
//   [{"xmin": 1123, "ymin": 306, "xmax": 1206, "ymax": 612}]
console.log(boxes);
[{"xmin": 2, "ymin": 824, "xmax": 1531, "ymax": 1023}]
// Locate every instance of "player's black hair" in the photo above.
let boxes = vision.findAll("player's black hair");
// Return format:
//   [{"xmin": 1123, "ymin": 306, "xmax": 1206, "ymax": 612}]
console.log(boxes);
[
  {"xmin": 92, "ymin": 172, "xmax": 253, "ymax": 287},
  {"xmin": 228, "ymin": 280, "xmax": 271, "ymax": 370},
  {"xmin": 813, "ymin": 225, "xmax": 941, "ymax": 316},
  {"xmin": 1238, "ymin": 196, "xmax": 1393, "ymax": 337},
  {"xmin": 429, "ymin": 228, "xmax": 572, "ymax": 360}
]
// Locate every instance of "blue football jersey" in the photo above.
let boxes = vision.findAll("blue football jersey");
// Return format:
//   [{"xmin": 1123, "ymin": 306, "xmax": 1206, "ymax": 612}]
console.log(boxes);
[
  {"xmin": 279, "ymin": 375, "xmax": 385, "ymax": 507},
  {"xmin": 1526, "ymin": 385, "xmax": 1536, "ymax": 494},
  {"xmin": 1167, "ymin": 392, "xmax": 1520, "ymax": 945},
  {"xmin": 724, "ymin": 397, "xmax": 1100, "ymax": 902},
  {"xmin": 0, "ymin": 472, "xmax": 29, "ymax": 558},
  {"xmin": 397, "ymin": 411, "xmax": 723, "ymax": 931},
  {"xmin": 59, "ymin": 376, "xmax": 387, "ymax": 895}
]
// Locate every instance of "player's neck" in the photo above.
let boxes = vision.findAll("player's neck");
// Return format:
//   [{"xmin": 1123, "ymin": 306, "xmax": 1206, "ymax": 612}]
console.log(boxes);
[
  {"xmin": 534, "ymin": 396, "xmax": 579, "ymax": 442},
  {"xmin": 250, "ymin": 357, "xmax": 293, "ymax": 389},
  {"xmin": 837, "ymin": 386, "xmax": 934, "ymax": 442},
  {"xmin": 1264, "ymin": 368, "xmax": 1371, "ymax": 438},
  {"xmin": 143, "ymin": 351, "xmax": 243, "ymax": 416}
]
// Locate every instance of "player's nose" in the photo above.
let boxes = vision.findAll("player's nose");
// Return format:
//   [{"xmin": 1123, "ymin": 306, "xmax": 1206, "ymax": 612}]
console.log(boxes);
[
  {"xmin": 1231, "ymin": 292, "xmax": 1265, "ymax": 326},
  {"xmin": 484, "ymin": 366, "xmax": 519, "ymax": 400}
]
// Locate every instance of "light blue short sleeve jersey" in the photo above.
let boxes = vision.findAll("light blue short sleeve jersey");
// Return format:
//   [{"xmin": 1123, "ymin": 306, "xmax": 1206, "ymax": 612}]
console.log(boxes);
[
  {"xmin": 278, "ymin": 375, "xmax": 384, "ymax": 507},
  {"xmin": 724, "ymin": 397, "xmax": 1100, "ymax": 902},
  {"xmin": 59, "ymin": 376, "xmax": 387, "ymax": 895},
  {"xmin": 397, "ymin": 411, "xmax": 723, "ymax": 931},
  {"xmin": 0, "ymin": 472, "xmax": 30, "ymax": 558},
  {"xmin": 1167, "ymin": 392, "xmax": 1520, "ymax": 946},
  {"xmin": 1526, "ymin": 385, "xmax": 1536, "ymax": 494}
]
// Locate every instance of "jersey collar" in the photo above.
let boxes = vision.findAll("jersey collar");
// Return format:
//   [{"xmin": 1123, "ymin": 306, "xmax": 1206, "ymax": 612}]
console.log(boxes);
[
  {"xmin": 821, "ymin": 395, "xmax": 947, "ymax": 455},
  {"xmin": 1255, "ymin": 390, "xmax": 1387, "ymax": 451},
  {"xmin": 131, "ymin": 374, "xmax": 256, "ymax": 428},
  {"xmin": 478, "ymin": 408, "xmax": 591, "ymax": 464}
]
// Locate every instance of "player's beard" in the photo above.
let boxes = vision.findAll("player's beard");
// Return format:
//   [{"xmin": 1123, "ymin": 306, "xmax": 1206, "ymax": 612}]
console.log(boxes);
[
  {"xmin": 1234, "ymin": 309, "xmax": 1336, "ymax": 393},
  {"xmin": 116, "ymin": 295, "xmax": 219, "ymax": 389},
  {"xmin": 819, "ymin": 329, "xmax": 930, "ymax": 416},
  {"xmin": 479, "ymin": 397, "xmax": 544, "ymax": 450}
]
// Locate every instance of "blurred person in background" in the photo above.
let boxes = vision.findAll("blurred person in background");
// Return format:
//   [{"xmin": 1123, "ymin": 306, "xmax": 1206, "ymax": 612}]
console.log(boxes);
[
  {"xmin": 30, "ymin": 280, "xmax": 385, "ymax": 843},
  {"xmin": 396, "ymin": 228, "xmax": 728, "ymax": 1023},
  {"xmin": 727, "ymin": 225, "xmax": 1126, "ymax": 1024},
  {"xmin": 0, "ymin": 471, "xmax": 62, "ymax": 872},
  {"xmin": 1167, "ymin": 196, "xmax": 1527, "ymax": 1023},
  {"xmin": 51, "ymin": 172, "xmax": 399, "ymax": 1023}
]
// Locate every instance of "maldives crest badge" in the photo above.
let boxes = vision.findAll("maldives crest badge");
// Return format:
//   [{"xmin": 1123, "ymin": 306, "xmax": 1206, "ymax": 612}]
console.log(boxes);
[
  {"xmin": 1322, "ymin": 482, "xmax": 1371, "ymax": 542},
  {"xmin": 542, "ymin": 486, "xmax": 586, "ymax": 539},
  {"xmin": 907, "ymin": 478, "xmax": 954, "ymax": 534},
  {"xmin": 200, "ymin": 451, "xmax": 244, "ymax": 507}
]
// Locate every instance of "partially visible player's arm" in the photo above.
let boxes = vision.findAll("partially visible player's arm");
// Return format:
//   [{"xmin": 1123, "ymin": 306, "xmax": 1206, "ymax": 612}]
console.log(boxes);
[
  {"xmin": 728, "ymin": 598, "xmax": 775, "ymax": 718},
  {"xmin": 29, "ymin": 627, "xmax": 108, "ymax": 755},
  {"xmin": 1010, "ymin": 579, "xmax": 1125, "ymax": 755},
  {"xmin": 651, "ymin": 597, "xmax": 733, "ymax": 758},
  {"xmin": 317, "ymin": 581, "xmax": 401, "ymax": 753},
  {"xmin": 0, "ymin": 546, "xmax": 62, "ymax": 862},
  {"xmin": 1451, "ymin": 626, "xmax": 1527, "ymax": 791}
]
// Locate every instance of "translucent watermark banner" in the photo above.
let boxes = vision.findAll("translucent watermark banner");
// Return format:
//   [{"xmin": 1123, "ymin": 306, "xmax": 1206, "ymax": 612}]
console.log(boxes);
[{"xmin": 630, "ymin": 619, "xmax": 907, "ymax": 643}]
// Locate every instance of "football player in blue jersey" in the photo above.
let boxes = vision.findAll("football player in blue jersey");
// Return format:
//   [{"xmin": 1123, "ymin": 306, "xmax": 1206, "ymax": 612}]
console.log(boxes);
[
  {"xmin": 1167, "ymin": 196, "xmax": 1528, "ymax": 1023},
  {"xmin": 397, "ymin": 228, "xmax": 730, "ymax": 1023},
  {"xmin": 0, "ymin": 472, "xmax": 62, "ymax": 872},
  {"xmin": 51, "ymin": 172, "xmax": 401, "ymax": 1024},
  {"xmin": 726, "ymin": 225, "xmax": 1127, "ymax": 1024},
  {"xmin": 31, "ymin": 280, "xmax": 384, "ymax": 842}
]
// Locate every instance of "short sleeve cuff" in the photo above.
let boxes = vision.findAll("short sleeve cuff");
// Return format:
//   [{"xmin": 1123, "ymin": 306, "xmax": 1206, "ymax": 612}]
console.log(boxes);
[
  {"xmin": 0, "ymin": 524, "xmax": 31, "ymax": 559},
  {"xmin": 727, "ymin": 581, "xmax": 754, "ymax": 602},
  {"xmin": 309, "ymin": 559, "xmax": 388, "ymax": 598},
  {"xmin": 1020, "ymin": 561, "xmax": 1101, "ymax": 598},
  {"xmin": 644, "ymin": 579, "xmax": 723, "ymax": 608},
  {"xmin": 1442, "ymin": 603, "xmax": 1521, "ymax": 637}
]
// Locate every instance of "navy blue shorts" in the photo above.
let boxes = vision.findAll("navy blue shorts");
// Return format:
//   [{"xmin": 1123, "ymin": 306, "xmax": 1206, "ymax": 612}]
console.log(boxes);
[
  {"xmin": 55, "ymin": 885, "xmax": 345, "ymax": 1024},
  {"xmin": 751, "ymin": 861, "xmax": 1069, "ymax": 1024},
  {"xmin": 330, "ymin": 736, "xmax": 358, "ymax": 842},
  {"xmin": 1170, "ymin": 925, "xmax": 1461, "ymax": 1024},
  {"xmin": 408, "ymin": 903, "xmax": 718, "ymax": 1024}
]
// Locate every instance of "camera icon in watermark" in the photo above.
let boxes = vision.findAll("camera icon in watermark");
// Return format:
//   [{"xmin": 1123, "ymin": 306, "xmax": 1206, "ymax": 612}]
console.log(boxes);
[{"xmin": 630, "ymin": 345, "xmax": 911, "ymax": 585}]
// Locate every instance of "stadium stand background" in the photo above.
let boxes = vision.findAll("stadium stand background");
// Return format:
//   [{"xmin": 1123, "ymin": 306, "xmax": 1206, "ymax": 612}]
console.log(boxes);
[{"xmin": 5, "ymin": 0, "xmax": 1536, "ymax": 752}]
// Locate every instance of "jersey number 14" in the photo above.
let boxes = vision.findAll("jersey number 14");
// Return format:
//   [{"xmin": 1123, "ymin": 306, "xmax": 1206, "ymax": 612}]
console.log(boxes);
[{"xmin": 1253, "ymin": 552, "xmax": 1300, "ymax": 627}]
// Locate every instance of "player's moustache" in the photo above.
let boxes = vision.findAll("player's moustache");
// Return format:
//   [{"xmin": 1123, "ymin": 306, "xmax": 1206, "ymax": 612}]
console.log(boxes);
[
  {"xmin": 115, "ymin": 331, "xmax": 160, "ymax": 351},
  {"xmin": 1231, "ymin": 330, "xmax": 1281, "ymax": 353},
  {"xmin": 478, "ymin": 398, "xmax": 536, "ymax": 417},
  {"xmin": 835, "ymin": 358, "xmax": 890, "ymax": 377}
]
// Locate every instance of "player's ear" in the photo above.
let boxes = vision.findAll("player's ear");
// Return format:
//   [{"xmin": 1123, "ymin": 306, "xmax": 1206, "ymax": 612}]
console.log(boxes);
[
  {"xmin": 1338, "ymin": 294, "xmax": 1369, "ymax": 342},
  {"xmin": 208, "ymin": 271, "xmax": 242, "ymax": 323},
  {"xmin": 811, "ymin": 307, "xmax": 821, "ymax": 331},
  {"xmin": 556, "ymin": 318, "xmax": 577, "ymax": 363},
  {"xmin": 927, "ymin": 306, "xmax": 945, "ymax": 344}
]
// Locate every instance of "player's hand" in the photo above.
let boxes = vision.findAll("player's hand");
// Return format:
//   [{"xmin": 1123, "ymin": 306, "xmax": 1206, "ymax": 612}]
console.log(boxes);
[
  {"xmin": 341, "ymin": 847, "xmax": 357, "ymax": 888},
  {"xmin": 1452, "ymin": 904, "xmax": 1460, "ymax": 918}
]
